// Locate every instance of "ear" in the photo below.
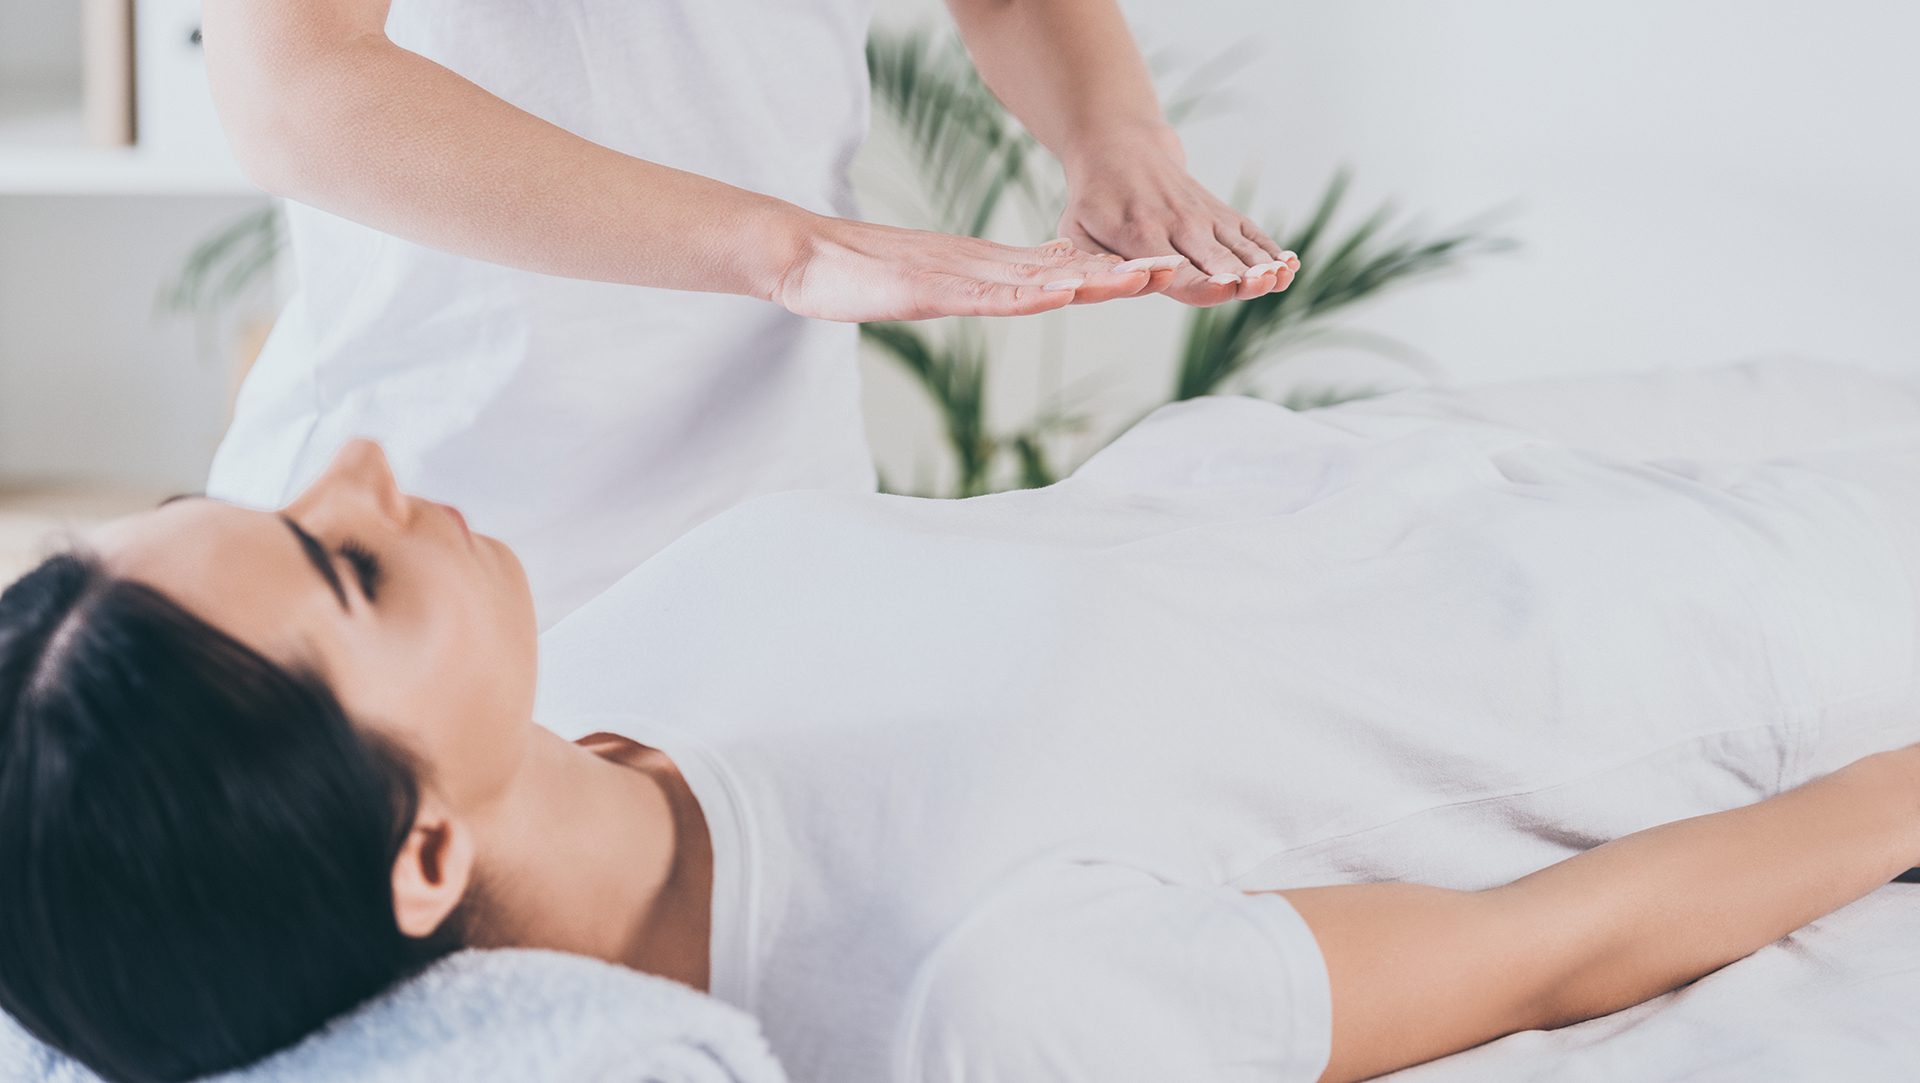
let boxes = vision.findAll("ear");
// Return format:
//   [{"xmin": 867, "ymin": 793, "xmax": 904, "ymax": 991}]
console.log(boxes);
[{"xmin": 391, "ymin": 798, "xmax": 476, "ymax": 939}]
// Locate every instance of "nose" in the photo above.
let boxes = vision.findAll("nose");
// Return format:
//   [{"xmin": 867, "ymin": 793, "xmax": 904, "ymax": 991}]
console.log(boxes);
[{"xmin": 288, "ymin": 439, "xmax": 412, "ymax": 526}]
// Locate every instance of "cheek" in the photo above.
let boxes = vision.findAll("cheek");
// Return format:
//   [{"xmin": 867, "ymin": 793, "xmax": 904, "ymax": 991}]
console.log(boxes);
[
  {"xmin": 430, "ymin": 618, "xmax": 535, "ymax": 801},
  {"xmin": 357, "ymin": 592, "xmax": 535, "ymax": 808}
]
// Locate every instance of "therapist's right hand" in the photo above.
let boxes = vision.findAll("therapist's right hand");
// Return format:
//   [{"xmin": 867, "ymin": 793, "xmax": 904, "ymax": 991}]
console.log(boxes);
[{"xmin": 768, "ymin": 216, "xmax": 1187, "ymax": 323}]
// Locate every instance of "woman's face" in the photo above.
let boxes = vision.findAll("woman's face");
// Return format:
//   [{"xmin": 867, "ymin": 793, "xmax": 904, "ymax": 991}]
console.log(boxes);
[{"xmin": 90, "ymin": 440, "xmax": 539, "ymax": 811}]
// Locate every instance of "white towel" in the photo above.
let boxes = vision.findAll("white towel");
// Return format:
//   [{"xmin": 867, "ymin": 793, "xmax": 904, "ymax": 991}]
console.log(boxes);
[{"xmin": 0, "ymin": 949, "xmax": 788, "ymax": 1083}]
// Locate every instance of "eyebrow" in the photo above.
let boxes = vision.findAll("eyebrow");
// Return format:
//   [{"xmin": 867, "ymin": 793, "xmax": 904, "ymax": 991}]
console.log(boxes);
[{"xmin": 278, "ymin": 515, "xmax": 350, "ymax": 612}]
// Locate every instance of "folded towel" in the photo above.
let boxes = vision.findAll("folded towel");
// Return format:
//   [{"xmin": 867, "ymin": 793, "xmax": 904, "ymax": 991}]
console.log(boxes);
[{"xmin": 0, "ymin": 949, "xmax": 787, "ymax": 1083}]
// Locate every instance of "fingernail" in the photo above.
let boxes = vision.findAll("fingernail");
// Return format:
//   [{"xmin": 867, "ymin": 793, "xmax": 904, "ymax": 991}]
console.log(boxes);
[
  {"xmin": 1248, "ymin": 262, "xmax": 1280, "ymax": 277},
  {"xmin": 1113, "ymin": 257, "xmax": 1159, "ymax": 273},
  {"xmin": 1151, "ymin": 255, "xmax": 1189, "ymax": 269},
  {"xmin": 1044, "ymin": 278, "xmax": 1085, "ymax": 292},
  {"xmin": 1279, "ymin": 251, "xmax": 1299, "ymax": 263},
  {"xmin": 1208, "ymin": 273, "xmax": 1241, "ymax": 285}
]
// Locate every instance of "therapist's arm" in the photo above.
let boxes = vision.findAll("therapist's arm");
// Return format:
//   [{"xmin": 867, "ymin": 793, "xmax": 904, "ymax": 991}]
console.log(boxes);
[
  {"xmin": 1276, "ymin": 744, "xmax": 1920, "ymax": 1082},
  {"xmin": 945, "ymin": 0, "xmax": 1299, "ymax": 308},
  {"xmin": 202, "ymin": 0, "xmax": 1176, "ymax": 323}
]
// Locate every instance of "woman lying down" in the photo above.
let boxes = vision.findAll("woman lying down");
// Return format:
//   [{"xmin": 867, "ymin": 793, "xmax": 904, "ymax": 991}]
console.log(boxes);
[{"xmin": 5, "ymin": 359, "xmax": 1920, "ymax": 1083}]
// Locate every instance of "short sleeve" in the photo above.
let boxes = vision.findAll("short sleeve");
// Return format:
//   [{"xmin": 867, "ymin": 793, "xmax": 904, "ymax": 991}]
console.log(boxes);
[{"xmin": 897, "ymin": 862, "xmax": 1332, "ymax": 1083}]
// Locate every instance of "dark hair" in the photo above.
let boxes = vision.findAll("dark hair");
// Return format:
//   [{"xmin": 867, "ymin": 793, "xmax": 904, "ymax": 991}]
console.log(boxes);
[{"xmin": 0, "ymin": 552, "xmax": 458, "ymax": 1082}]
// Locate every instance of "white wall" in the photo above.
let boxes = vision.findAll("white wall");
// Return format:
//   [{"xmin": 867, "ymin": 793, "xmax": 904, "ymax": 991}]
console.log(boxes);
[
  {"xmin": 0, "ymin": 0, "xmax": 81, "ymax": 84},
  {"xmin": 0, "ymin": 196, "xmax": 266, "ymax": 488},
  {"xmin": 861, "ymin": 0, "xmax": 1920, "ymax": 488},
  {"xmin": 1169, "ymin": 0, "xmax": 1920, "ymax": 381}
]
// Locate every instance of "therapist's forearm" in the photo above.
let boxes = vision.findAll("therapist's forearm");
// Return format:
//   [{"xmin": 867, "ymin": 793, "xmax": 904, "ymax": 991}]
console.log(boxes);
[
  {"xmin": 1279, "ymin": 745, "xmax": 1920, "ymax": 1083},
  {"xmin": 944, "ymin": 0, "xmax": 1170, "ymax": 172},
  {"xmin": 204, "ymin": 19, "xmax": 800, "ymax": 299}
]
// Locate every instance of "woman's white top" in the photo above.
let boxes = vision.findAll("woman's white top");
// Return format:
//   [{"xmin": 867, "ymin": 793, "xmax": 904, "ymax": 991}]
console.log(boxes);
[
  {"xmin": 208, "ymin": 0, "xmax": 879, "ymax": 626},
  {"xmin": 535, "ymin": 361, "xmax": 1920, "ymax": 1082}
]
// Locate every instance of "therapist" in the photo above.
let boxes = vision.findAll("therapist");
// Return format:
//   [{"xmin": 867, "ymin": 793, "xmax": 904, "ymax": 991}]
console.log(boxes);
[{"xmin": 201, "ymin": 0, "xmax": 1300, "ymax": 625}]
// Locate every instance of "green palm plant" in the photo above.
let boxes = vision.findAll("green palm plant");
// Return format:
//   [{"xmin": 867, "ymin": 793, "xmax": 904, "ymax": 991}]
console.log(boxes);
[
  {"xmin": 161, "ymin": 204, "xmax": 285, "ymax": 323},
  {"xmin": 863, "ymin": 28, "xmax": 1512, "ymax": 496},
  {"xmin": 865, "ymin": 31, "xmax": 1045, "ymax": 239},
  {"xmin": 1172, "ymin": 172, "xmax": 1508, "ymax": 403}
]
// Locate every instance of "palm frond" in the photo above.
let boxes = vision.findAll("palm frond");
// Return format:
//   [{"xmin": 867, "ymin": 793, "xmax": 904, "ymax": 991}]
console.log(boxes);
[
  {"xmin": 861, "ymin": 321, "xmax": 998, "ymax": 496},
  {"xmin": 160, "ymin": 205, "xmax": 284, "ymax": 317},
  {"xmin": 866, "ymin": 30, "xmax": 1043, "ymax": 239},
  {"xmin": 1009, "ymin": 433, "xmax": 1060, "ymax": 490},
  {"xmin": 1172, "ymin": 175, "xmax": 1511, "ymax": 401}
]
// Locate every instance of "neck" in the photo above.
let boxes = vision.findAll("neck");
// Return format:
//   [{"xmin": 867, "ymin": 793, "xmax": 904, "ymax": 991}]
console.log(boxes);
[{"xmin": 467, "ymin": 725, "xmax": 712, "ymax": 990}]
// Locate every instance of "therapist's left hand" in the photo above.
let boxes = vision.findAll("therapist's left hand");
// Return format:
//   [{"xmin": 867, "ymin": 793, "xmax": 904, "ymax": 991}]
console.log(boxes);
[{"xmin": 1058, "ymin": 123, "xmax": 1299, "ymax": 308}]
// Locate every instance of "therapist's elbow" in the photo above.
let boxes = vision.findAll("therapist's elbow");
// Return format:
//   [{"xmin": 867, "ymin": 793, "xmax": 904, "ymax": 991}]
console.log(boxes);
[
  {"xmin": 208, "ymin": 78, "xmax": 314, "ymax": 196},
  {"xmin": 208, "ymin": 49, "xmax": 364, "ymax": 197},
  {"xmin": 224, "ymin": 126, "xmax": 302, "ymax": 196}
]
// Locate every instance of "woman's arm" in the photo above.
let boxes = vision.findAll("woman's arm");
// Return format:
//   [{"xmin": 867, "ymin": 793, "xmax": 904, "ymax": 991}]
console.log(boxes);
[
  {"xmin": 202, "ymin": 0, "xmax": 1169, "ymax": 322},
  {"xmin": 1279, "ymin": 745, "xmax": 1920, "ymax": 1082},
  {"xmin": 944, "ymin": 0, "xmax": 1299, "ymax": 307}
]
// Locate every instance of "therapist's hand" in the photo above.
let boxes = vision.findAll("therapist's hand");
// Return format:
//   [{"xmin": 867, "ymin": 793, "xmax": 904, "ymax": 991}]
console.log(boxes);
[
  {"xmin": 768, "ymin": 215, "xmax": 1188, "ymax": 323},
  {"xmin": 1058, "ymin": 123, "xmax": 1299, "ymax": 308}
]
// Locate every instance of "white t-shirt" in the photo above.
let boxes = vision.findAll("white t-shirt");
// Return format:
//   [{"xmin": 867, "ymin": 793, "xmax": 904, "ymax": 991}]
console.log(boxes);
[
  {"xmin": 535, "ymin": 363, "xmax": 1920, "ymax": 1083},
  {"xmin": 209, "ymin": 0, "xmax": 879, "ymax": 627}
]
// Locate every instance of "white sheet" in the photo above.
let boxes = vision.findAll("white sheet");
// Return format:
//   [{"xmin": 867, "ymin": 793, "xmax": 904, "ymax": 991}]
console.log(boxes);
[
  {"xmin": 1336, "ymin": 361, "xmax": 1920, "ymax": 1075},
  {"xmin": 1095, "ymin": 358, "xmax": 1920, "ymax": 1080},
  {"xmin": 1344, "ymin": 359, "xmax": 1920, "ymax": 1080}
]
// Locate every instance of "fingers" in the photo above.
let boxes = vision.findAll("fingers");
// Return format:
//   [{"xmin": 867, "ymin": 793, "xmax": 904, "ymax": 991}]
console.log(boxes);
[
  {"xmin": 1171, "ymin": 225, "xmax": 1253, "ymax": 283},
  {"xmin": 1172, "ymin": 221, "xmax": 1303, "ymax": 304},
  {"xmin": 1213, "ymin": 220, "xmax": 1304, "ymax": 302},
  {"xmin": 1161, "ymin": 264, "xmax": 1245, "ymax": 307},
  {"xmin": 1241, "ymin": 221, "xmax": 1287, "ymax": 263},
  {"xmin": 911, "ymin": 272, "xmax": 1080, "ymax": 319},
  {"xmin": 1219, "ymin": 223, "xmax": 1273, "ymax": 272},
  {"xmin": 1054, "ymin": 222, "xmax": 1189, "ymax": 299},
  {"xmin": 1115, "ymin": 254, "xmax": 1190, "ymax": 300},
  {"xmin": 1079, "ymin": 253, "xmax": 1188, "ymax": 302},
  {"xmin": 984, "ymin": 238, "xmax": 1183, "ymax": 302},
  {"xmin": 910, "ymin": 226, "xmax": 1295, "ymax": 316},
  {"xmin": 1158, "ymin": 248, "xmax": 1300, "ymax": 308},
  {"xmin": 1234, "ymin": 254, "xmax": 1284, "ymax": 302},
  {"xmin": 1051, "ymin": 217, "xmax": 1196, "ymax": 302},
  {"xmin": 1237, "ymin": 250, "xmax": 1303, "ymax": 300},
  {"xmin": 1274, "ymin": 252, "xmax": 1302, "ymax": 288}
]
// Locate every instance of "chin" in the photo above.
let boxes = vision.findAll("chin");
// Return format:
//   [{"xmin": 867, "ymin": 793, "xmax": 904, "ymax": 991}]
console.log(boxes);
[{"xmin": 487, "ymin": 535, "xmax": 540, "ymax": 637}]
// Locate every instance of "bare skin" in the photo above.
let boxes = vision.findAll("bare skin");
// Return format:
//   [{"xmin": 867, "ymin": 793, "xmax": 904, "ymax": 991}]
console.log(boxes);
[
  {"xmin": 944, "ymin": 0, "xmax": 1302, "ymax": 305},
  {"xmin": 1284, "ymin": 749, "xmax": 1920, "ymax": 1082},
  {"xmin": 87, "ymin": 442, "xmax": 1920, "ymax": 1080},
  {"xmin": 201, "ymin": 0, "xmax": 1297, "ymax": 322}
]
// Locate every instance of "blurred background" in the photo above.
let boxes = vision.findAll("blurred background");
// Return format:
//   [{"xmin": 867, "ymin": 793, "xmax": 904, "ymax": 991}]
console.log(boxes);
[{"xmin": 3, "ymin": 1, "xmax": 1918, "ymax": 574}]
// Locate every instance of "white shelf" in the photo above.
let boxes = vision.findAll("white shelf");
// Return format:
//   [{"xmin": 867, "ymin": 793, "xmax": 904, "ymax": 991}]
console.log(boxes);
[
  {"xmin": 0, "ymin": 149, "xmax": 257, "ymax": 196},
  {"xmin": 0, "ymin": 84, "xmax": 256, "ymax": 196}
]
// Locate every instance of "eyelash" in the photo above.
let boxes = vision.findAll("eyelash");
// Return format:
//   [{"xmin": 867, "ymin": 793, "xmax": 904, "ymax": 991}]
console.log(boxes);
[{"xmin": 339, "ymin": 540, "xmax": 385, "ymax": 602}]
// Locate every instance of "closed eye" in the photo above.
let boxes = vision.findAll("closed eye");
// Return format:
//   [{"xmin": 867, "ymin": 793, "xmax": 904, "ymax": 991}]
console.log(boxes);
[{"xmin": 339, "ymin": 540, "xmax": 385, "ymax": 603}]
